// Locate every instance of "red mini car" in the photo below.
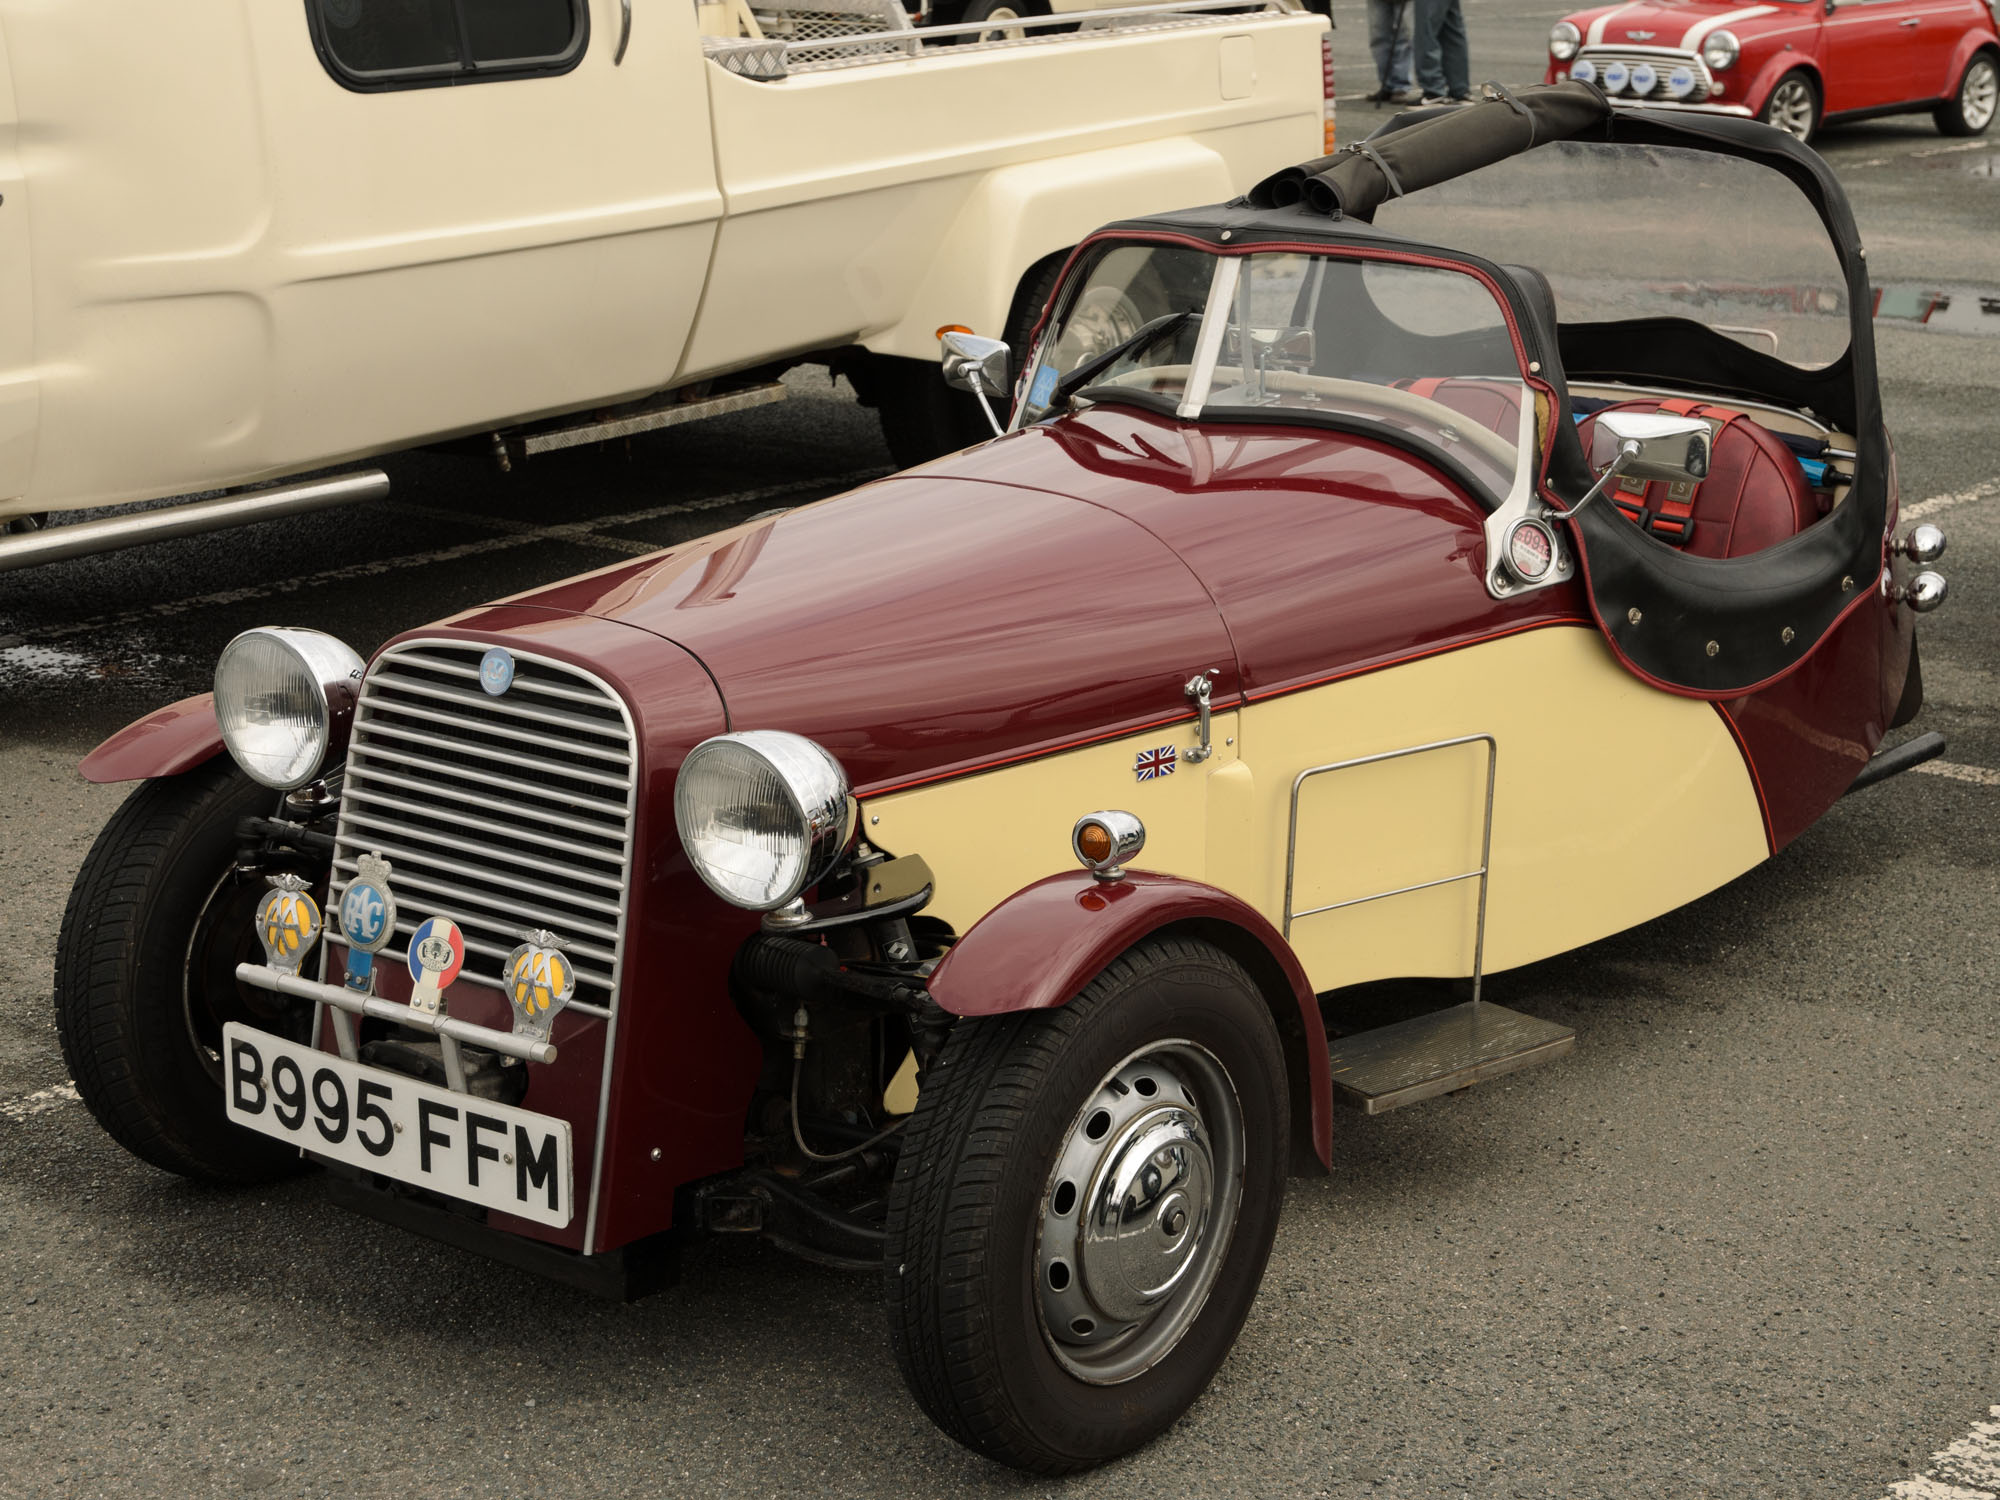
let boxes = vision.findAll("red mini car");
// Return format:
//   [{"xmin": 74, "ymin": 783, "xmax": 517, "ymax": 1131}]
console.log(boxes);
[
  {"xmin": 58, "ymin": 88, "xmax": 1951, "ymax": 1472},
  {"xmin": 1544, "ymin": 0, "xmax": 1998, "ymax": 140}
]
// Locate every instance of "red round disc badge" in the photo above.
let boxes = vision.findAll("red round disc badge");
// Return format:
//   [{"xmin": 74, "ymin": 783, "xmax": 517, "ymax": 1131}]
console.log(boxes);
[
  {"xmin": 406, "ymin": 915, "xmax": 465, "ymax": 1015},
  {"xmin": 1506, "ymin": 519, "xmax": 1555, "ymax": 582}
]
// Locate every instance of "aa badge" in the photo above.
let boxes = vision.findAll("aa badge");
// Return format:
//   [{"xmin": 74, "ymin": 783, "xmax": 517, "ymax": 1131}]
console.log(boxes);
[
  {"xmin": 406, "ymin": 915, "xmax": 466, "ymax": 1015},
  {"xmin": 505, "ymin": 929, "xmax": 576, "ymax": 1043},
  {"xmin": 256, "ymin": 873, "xmax": 322, "ymax": 974},
  {"xmin": 336, "ymin": 852, "xmax": 399, "ymax": 993}
]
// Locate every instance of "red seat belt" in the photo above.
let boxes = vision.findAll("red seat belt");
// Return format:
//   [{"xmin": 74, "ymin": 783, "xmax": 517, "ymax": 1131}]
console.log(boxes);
[{"xmin": 1609, "ymin": 398, "xmax": 1742, "ymax": 547}]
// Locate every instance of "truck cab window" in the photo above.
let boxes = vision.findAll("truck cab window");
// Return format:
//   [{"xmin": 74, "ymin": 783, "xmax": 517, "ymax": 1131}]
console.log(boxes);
[{"xmin": 309, "ymin": 0, "xmax": 588, "ymax": 89}]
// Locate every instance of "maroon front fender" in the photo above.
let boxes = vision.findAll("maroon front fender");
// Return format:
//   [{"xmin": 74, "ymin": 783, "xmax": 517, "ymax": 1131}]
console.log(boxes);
[
  {"xmin": 927, "ymin": 870, "xmax": 1333, "ymax": 1170},
  {"xmin": 78, "ymin": 693, "xmax": 226, "ymax": 783}
]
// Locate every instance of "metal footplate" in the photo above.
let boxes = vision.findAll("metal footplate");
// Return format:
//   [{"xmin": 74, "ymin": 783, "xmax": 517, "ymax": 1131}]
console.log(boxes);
[{"xmin": 1327, "ymin": 1001, "xmax": 1574, "ymax": 1115}]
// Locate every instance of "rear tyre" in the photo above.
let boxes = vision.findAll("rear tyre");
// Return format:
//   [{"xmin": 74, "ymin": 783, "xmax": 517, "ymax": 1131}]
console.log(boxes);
[
  {"xmin": 54, "ymin": 759, "xmax": 315, "ymax": 1183},
  {"xmin": 883, "ymin": 937, "xmax": 1289, "ymax": 1473},
  {"xmin": 869, "ymin": 253, "xmax": 1066, "ymax": 470},
  {"xmin": 1935, "ymin": 51, "xmax": 1998, "ymax": 136},
  {"xmin": 1760, "ymin": 70, "xmax": 1821, "ymax": 143},
  {"xmin": 960, "ymin": 0, "xmax": 1050, "ymax": 39}
]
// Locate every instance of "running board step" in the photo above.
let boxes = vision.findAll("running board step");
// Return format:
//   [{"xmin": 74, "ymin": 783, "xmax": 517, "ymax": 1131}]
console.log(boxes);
[
  {"xmin": 1327, "ymin": 1001, "xmax": 1575, "ymax": 1115},
  {"xmin": 496, "ymin": 383, "xmax": 788, "ymax": 466}
]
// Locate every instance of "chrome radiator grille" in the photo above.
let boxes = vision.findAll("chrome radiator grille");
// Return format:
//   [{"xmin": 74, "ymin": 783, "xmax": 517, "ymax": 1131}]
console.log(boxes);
[
  {"xmin": 1574, "ymin": 47, "xmax": 1714, "ymax": 103},
  {"xmin": 328, "ymin": 641, "xmax": 638, "ymax": 1017}
]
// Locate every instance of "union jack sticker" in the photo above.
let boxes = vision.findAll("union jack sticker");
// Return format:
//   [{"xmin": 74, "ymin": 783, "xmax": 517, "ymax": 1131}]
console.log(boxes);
[{"xmin": 1134, "ymin": 744, "xmax": 1177, "ymax": 781}]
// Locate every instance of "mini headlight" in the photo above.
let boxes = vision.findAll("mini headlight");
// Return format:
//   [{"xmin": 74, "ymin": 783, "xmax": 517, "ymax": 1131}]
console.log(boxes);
[
  {"xmin": 1702, "ymin": 29, "xmax": 1739, "ymax": 71},
  {"xmin": 675, "ymin": 731, "xmax": 856, "ymax": 912},
  {"xmin": 214, "ymin": 628, "xmax": 365, "ymax": 790},
  {"xmin": 1549, "ymin": 21, "xmax": 1580, "ymax": 60}
]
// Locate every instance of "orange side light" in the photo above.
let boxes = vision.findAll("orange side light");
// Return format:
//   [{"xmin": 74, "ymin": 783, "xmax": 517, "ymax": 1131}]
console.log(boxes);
[
  {"xmin": 935, "ymin": 324, "xmax": 973, "ymax": 341},
  {"xmin": 1075, "ymin": 820, "xmax": 1114, "ymax": 866}
]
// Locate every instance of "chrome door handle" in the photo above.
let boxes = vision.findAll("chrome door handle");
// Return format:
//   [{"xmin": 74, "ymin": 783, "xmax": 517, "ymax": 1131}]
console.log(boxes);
[
  {"xmin": 1899, "ymin": 17, "xmax": 1920, "ymax": 25},
  {"xmin": 615, "ymin": 0, "xmax": 633, "ymax": 61}
]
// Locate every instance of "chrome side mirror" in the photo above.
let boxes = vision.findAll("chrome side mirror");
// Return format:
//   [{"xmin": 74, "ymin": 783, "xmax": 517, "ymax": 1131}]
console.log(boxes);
[
  {"xmin": 1588, "ymin": 411, "xmax": 1713, "ymax": 484},
  {"xmin": 1554, "ymin": 411, "xmax": 1713, "ymax": 521},
  {"xmin": 940, "ymin": 331, "xmax": 1010, "ymax": 437}
]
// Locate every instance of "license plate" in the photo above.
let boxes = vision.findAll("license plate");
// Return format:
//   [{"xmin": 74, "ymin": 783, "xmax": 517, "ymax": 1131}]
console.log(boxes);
[{"xmin": 223, "ymin": 1023, "xmax": 574, "ymax": 1228}]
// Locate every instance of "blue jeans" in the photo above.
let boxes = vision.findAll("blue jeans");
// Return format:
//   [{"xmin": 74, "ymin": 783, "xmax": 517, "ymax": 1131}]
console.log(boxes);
[
  {"xmin": 1413, "ymin": 0, "xmax": 1469, "ymax": 100},
  {"xmin": 1366, "ymin": 0, "xmax": 1413, "ymax": 94}
]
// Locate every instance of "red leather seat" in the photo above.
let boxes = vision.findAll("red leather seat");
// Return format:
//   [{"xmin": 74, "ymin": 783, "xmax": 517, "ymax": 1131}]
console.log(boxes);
[{"xmin": 1574, "ymin": 398, "xmax": 1817, "ymax": 559}]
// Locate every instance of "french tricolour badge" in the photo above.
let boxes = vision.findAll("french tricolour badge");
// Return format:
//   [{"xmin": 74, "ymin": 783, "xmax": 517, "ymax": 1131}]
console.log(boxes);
[
  {"xmin": 406, "ymin": 915, "xmax": 466, "ymax": 1016},
  {"xmin": 1134, "ymin": 745, "xmax": 1177, "ymax": 781}
]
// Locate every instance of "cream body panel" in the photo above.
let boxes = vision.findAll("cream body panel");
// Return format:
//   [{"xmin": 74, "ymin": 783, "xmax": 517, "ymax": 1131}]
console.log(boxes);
[
  {"xmin": 2, "ymin": 0, "xmax": 723, "ymax": 513},
  {"xmin": 866, "ymin": 626, "xmax": 1767, "ymax": 994},
  {"xmin": 864, "ymin": 715, "xmax": 1236, "ymax": 935},
  {"xmin": 0, "ymin": 19, "xmax": 37, "ymax": 502},
  {"xmin": 682, "ymin": 19, "xmax": 1323, "ymax": 376}
]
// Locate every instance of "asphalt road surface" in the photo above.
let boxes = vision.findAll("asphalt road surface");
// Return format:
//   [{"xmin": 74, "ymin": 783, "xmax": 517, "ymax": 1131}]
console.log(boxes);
[{"xmin": 4, "ymin": 6, "xmax": 1998, "ymax": 1496}]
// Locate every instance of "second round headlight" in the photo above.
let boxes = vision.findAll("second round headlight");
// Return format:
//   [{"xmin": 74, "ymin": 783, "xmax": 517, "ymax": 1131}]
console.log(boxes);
[
  {"xmin": 1549, "ymin": 20, "xmax": 1580, "ymax": 61},
  {"xmin": 674, "ymin": 730, "xmax": 856, "ymax": 911},
  {"xmin": 1702, "ymin": 28, "xmax": 1739, "ymax": 71},
  {"xmin": 214, "ymin": 627, "xmax": 365, "ymax": 790}
]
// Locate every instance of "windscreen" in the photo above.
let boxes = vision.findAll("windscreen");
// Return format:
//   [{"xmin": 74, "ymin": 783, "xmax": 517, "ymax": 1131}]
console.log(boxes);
[
  {"xmin": 1021, "ymin": 244, "xmax": 1532, "ymax": 500},
  {"xmin": 1373, "ymin": 140, "xmax": 1851, "ymax": 371}
]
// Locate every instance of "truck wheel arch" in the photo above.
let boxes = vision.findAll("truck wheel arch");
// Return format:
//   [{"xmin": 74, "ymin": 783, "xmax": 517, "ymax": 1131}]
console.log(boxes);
[{"xmin": 926, "ymin": 870, "xmax": 1334, "ymax": 1172}]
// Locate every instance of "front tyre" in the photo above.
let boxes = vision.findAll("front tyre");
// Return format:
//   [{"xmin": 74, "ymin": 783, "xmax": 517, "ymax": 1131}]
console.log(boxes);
[
  {"xmin": 1760, "ymin": 70, "xmax": 1822, "ymax": 143},
  {"xmin": 883, "ymin": 937, "xmax": 1289, "ymax": 1472},
  {"xmin": 1935, "ymin": 51, "xmax": 1998, "ymax": 136},
  {"xmin": 54, "ymin": 759, "xmax": 315, "ymax": 1183}
]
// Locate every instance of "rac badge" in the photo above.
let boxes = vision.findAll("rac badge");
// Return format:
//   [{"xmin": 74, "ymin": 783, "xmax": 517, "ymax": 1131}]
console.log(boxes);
[
  {"xmin": 336, "ymin": 851, "xmax": 399, "ymax": 994},
  {"xmin": 256, "ymin": 873, "xmax": 322, "ymax": 974},
  {"xmin": 1134, "ymin": 744, "xmax": 1177, "ymax": 782},
  {"xmin": 407, "ymin": 915, "xmax": 466, "ymax": 1015},
  {"xmin": 505, "ymin": 929, "xmax": 576, "ymax": 1043},
  {"xmin": 479, "ymin": 646, "xmax": 515, "ymax": 697}
]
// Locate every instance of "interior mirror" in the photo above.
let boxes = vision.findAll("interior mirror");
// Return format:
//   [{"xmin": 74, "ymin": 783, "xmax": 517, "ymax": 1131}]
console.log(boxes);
[
  {"xmin": 1589, "ymin": 411, "xmax": 1712, "ymax": 484},
  {"xmin": 939, "ymin": 331, "xmax": 1011, "ymax": 437}
]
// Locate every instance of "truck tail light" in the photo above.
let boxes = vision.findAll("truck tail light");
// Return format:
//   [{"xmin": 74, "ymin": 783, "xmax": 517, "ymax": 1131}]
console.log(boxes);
[{"xmin": 1321, "ymin": 33, "xmax": 1337, "ymax": 155}]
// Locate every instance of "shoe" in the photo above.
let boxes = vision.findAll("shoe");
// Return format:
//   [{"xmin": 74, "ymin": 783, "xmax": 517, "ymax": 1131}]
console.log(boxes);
[
  {"xmin": 1366, "ymin": 85, "xmax": 1393, "ymax": 103},
  {"xmin": 1390, "ymin": 87, "xmax": 1425, "ymax": 104},
  {"xmin": 1418, "ymin": 95, "xmax": 1455, "ymax": 107},
  {"xmin": 1448, "ymin": 92, "xmax": 1477, "ymax": 104}
]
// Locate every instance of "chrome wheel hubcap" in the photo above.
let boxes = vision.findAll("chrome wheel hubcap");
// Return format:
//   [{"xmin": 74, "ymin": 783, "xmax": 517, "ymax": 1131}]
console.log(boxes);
[
  {"xmin": 1769, "ymin": 79, "xmax": 1815, "ymax": 139},
  {"xmin": 1964, "ymin": 59, "xmax": 1997, "ymax": 131},
  {"xmin": 1036, "ymin": 1041, "xmax": 1244, "ymax": 1385}
]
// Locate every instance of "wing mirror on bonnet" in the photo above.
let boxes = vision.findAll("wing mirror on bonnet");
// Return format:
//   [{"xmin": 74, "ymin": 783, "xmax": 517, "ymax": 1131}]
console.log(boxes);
[
  {"xmin": 939, "ymin": 330, "xmax": 1011, "ymax": 437},
  {"xmin": 1553, "ymin": 410, "xmax": 1713, "ymax": 520}
]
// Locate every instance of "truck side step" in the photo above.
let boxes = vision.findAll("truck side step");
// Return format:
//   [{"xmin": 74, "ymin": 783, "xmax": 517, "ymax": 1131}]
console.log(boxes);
[
  {"xmin": 1327, "ymin": 1001, "xmax": 1575, "ymax": 1115},
  {"xmin": 495, "ymin": 382, "xmax": 789, "ymax": 467}
]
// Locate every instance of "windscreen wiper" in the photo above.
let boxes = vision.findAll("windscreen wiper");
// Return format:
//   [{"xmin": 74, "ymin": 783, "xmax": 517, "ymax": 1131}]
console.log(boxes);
[{"xmin": 1053, "ymin": 310, "xmax": 1198, "ymax": 403}]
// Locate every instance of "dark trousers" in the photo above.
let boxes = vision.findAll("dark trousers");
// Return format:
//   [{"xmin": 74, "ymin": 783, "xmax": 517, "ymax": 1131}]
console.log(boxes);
[{"xmin": 1413, "ymin": 0, "xmax": 1469, "ymax": 100}]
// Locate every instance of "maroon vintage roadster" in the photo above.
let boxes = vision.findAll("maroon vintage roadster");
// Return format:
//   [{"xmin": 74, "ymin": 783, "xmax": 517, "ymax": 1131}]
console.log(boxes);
[{"xmin": 58, "ymin": 85, "xmax": 1949, "ymax": 1471}]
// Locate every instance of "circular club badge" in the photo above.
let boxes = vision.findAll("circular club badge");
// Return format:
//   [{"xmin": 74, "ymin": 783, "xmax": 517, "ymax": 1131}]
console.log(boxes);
[
  {"xmin": 406, "ymin": 916, "xmax": 466, "ymax": 1014},
  {"xmin": 479, "ymin": 646, "xmax": 515, "ymax": 697}
]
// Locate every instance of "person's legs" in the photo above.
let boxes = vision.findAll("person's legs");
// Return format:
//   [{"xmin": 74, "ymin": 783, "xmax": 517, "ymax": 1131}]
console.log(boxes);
[
  {"xmin": 1410, "ymin": 0, "xmax": 1447, "ymax": 99},
  {"xmin": 1439, "ymin": 0, "xmax": 1471, "ymax": 99},
  {"xmin": 1365, "ymin": 0, "xmax": 1395, "ymax": 95},
  {"xmin": 1387, "ymin": 0, "xmax": 1415, "ymax": 93}
]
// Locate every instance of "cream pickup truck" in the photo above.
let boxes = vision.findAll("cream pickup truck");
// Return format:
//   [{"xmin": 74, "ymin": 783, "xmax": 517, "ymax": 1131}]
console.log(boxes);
[{"xmin": 0, "ymin": 0, "xmax": 1331, "ymax": 567}]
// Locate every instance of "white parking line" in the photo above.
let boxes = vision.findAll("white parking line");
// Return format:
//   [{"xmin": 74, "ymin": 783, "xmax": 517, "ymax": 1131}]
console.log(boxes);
[
  {"xmin": 0, "ymin": 1082, "xmax": 78, "ymax": 1122},
  {"xmin": 9, "ymin": 469, "xmax": 887, "ymax": 647},
  {"xmin": 1886, "ymin": 1406, "xmax": 2000, "ymax": 1499},
  {"xmin": 1914, "ymin": 760, "xmax": 2000, "ymax": 787},
  {"xmin": 1905, "ymin": 483, "xmax": 2000, "ymax": 522}
]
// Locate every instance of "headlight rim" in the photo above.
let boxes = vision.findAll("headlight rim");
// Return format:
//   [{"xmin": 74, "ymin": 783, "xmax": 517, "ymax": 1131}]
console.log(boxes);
[
  {"xmin": 674, "ymin": 729, "xmax": 857, "ymax": 913},
  {"xmin": 1702, "ymin": 28, "xmax": 1740, "ymax": 71},
  {"xmin": 213, "ymin": 626, "xmax": 366, "ymax": 791},
  {"xmin": 1549, "ymin": 20, "xmax": 1581, "ymax": 61}
]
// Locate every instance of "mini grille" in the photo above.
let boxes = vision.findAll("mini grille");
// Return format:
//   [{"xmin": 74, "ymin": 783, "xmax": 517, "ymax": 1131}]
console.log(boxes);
[
  {"xmin": 1574, "ymin": 47, "xmax": 1713, "ymax": 103},
  {"xmin": 328, "ymin": 641, "xmax": 638, "ymax": 1016}
]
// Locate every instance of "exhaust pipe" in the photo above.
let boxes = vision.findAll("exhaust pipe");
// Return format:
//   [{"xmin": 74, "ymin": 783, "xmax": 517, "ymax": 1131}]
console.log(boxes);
[{"xmin": 0, "ymin": 469, "xmax": 390, "ymax": 572}]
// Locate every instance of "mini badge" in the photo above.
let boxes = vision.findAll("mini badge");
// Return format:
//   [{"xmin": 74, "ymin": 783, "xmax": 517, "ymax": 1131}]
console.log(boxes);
[
  {"xmin": 336, "ymin": 852, "xmax": 399, "ymax": 993},
  {"xmin": 256, "ymin": 873, "xmax": 322, "ymax": 974},
  {"xmin": 406, "ymin": 915, "xmax": 466, "ymax": 1015},
  {"xmin": 1134, "ymin": 744, "xmax": 1177, "ymax": 782},
  {"xmin": 505, "ymin": 929, "xmax": 576, "ymax": 1043},
  {"xmin": 479, "ymin": 646, "xmax": 515, "ymax": 697}
]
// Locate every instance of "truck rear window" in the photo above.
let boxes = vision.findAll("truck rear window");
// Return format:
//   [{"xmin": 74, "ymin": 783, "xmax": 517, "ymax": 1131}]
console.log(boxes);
[{"xmin": 308, "ymin": 0, "xmax": 589, "ymax": 89}]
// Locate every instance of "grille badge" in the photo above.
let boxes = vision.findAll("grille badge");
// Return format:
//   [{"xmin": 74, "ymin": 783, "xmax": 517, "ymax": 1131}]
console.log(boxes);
[{"xmin": 479, "ymin": 647, "xmax": 515, "ymax": 696}]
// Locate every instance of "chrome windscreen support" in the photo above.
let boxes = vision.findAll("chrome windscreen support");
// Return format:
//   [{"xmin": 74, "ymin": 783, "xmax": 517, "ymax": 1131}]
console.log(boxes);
[{"xmin": 1283, "ymin": 734, "xmax": 1498, "ymax": 1003}]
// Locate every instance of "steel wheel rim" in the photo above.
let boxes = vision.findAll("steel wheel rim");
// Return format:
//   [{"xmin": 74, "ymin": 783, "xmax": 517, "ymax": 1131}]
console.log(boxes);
[
  {"xmin": 1963, "ymin": 58, "xmax": 1998, "ymax": 131},
  {"xmin": 1769, "ymin": 78, "xmax": 1815, "ymax": 139},
  {"xmin": 1034, "ymin": 1039, "xmax": 1245, "ymax": 1386},
  {"xmin": 975, "ymin": 4, "xmax": 1025, "ymax": 39}
]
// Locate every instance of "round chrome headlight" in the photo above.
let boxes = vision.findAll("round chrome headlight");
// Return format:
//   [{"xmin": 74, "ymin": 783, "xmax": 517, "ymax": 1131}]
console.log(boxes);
[
  {"xmin": 214, "ymin": 628, "xmax": 366, "ymax": 790},
  {"xmin": 1549, "ymin": 20, "xmax": 1580, "ymax": 61},
  {"xmin": 675, "ymin": 731, "xmax": 856, "ymax": 911},
  {"xmin": 1702, "ymin": 29, "xmax": 1739, "ymax": 71}
]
